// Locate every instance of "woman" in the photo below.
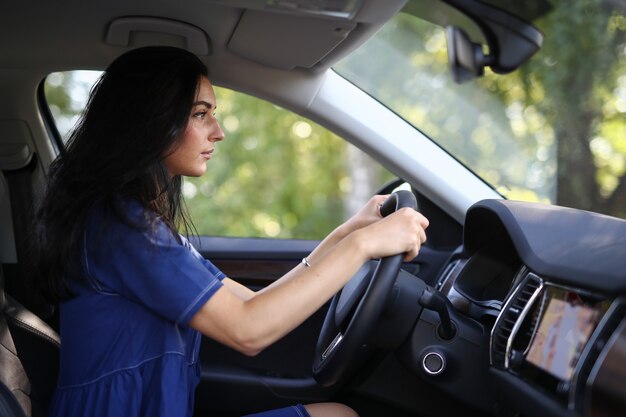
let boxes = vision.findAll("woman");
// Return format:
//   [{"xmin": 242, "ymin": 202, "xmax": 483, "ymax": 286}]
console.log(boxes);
[{"xmin": 33, "ymin": 46, "xmax": 428, "ymax": 417}]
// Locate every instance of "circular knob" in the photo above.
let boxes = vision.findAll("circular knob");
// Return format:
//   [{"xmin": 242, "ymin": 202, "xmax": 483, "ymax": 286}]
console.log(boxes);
[{"xmin": 422, "ymin": 351, "xmax": 445, "ymax": 375}]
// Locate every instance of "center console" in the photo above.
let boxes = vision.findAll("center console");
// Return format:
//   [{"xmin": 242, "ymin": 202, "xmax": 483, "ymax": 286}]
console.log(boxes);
[{"xmin": 490, "ymin": 269, "xmax": 626, "ymax": 416}]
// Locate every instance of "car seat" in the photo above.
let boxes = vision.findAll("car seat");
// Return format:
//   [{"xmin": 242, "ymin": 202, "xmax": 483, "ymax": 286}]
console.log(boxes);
[
  {"xmin": 0, "ymin": 170, "xmax": 61, "ymax": 417},
  {"xmin": 0, "ymin": 275, "xmax": 60, "ymax": 417},
  {"xmin": 0, "ymin": 379, "xmax": 27, "ymax": 417}
]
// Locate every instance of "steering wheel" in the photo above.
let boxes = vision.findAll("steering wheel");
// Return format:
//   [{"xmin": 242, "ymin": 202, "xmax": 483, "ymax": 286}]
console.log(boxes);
[{"xmin": 312, "ymin": 190, "xmax": 417, "ymax": 387}]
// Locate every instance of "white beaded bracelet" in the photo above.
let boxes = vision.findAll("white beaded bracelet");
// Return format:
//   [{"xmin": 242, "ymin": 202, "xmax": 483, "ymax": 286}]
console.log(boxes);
[{"xmin": 301, "ymin": 257, "xmax": 311, "ymax": 267}]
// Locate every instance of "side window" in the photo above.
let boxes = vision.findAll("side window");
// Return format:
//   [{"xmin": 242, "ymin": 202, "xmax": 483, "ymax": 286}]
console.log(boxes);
[
  {"xmin": 44, "ymin": 71, "xmax": 101, "ymax": 142},
  {"xmin": 44, "ymin": 72, "xmax": 395, "ymax": 240}
]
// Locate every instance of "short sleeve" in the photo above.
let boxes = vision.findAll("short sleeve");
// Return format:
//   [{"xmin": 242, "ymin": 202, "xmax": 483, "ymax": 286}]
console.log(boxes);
[
  {"xmin": 83, "ymin": 201, "xmax": 225, "ymax": 325},
  {"xmin": 180, "ymin": 235, "xmax": 224, "ymax": 278}
]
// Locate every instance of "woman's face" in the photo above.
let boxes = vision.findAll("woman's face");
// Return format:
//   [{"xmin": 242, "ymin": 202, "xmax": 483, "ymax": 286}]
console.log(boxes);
[{"xmin": 164, "ymin": 76, "xmax": 225, "ymax": 177}]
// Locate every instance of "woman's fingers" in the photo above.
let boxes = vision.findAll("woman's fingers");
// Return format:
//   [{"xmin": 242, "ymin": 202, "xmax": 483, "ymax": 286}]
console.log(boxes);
[
  {"xmin": 372, "ymin": 194, "xmax": 389, "ymax": 217},
  {"xmin": 394, "ymin": 208, "xmax": 427, "ymax": 261},
  {"xmin": 343, "ymin": 194, "xmax": 390, "ymax": 233},
  {"xmin": 362, "ymin": 207, "xmax": 429, "ymax": 260},
  {"xmin": 417, "ymin": 211, "xmax": 429, "ymax": 230}
]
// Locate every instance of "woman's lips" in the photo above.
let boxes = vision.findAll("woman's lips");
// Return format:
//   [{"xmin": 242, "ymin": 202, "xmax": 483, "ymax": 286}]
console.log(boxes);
[{"xmin": 201, "ymin": 150, "xmax": 213, "ymax": 159}]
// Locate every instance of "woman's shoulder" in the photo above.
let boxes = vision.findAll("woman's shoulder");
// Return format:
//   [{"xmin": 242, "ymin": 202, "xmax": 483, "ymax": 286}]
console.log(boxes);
[
  {"xmin": 87, "ymin": 197, "xmax": 173, "ymax": 242},
  {"xmin": 88, "ymin": 196, "xmax": 154, "ymax": 226}
]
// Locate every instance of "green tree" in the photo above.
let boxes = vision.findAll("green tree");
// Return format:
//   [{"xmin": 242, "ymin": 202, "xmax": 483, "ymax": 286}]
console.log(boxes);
[{"xmin": 522, "ymin": 0, "xmax": 626, "ymax": 215}]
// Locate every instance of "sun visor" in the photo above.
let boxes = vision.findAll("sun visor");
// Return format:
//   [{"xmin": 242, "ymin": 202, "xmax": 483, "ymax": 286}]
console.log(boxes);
[{"xmin": 228, "ymin": 10, "xmax": 356, "ymax": 70}]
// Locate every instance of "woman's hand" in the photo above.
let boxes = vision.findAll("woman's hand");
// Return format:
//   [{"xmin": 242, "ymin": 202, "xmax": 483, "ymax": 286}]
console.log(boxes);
[
  {"xmin": 353, "ymin": 206, "xmax": 429, "ymax": 262},
  {"xmin": 339, "ymin": 194, "xmax": 390, "ymax": 236}
]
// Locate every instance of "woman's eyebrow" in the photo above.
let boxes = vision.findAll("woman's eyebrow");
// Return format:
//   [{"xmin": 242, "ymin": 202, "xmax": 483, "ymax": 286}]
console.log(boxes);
[{"xmin": 193, "ymin": 100, "xmax": 215, "ymax": 109}]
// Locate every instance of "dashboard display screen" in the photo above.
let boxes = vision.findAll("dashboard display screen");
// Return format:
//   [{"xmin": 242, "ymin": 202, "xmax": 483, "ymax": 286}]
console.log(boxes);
[{"xmin": 526, "ymin": 289, "xmax": 601, "ymax": 381}]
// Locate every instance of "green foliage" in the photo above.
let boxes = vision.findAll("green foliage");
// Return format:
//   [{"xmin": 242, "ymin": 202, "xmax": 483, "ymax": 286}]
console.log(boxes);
[
  {"xmin": 184, "ymin": 87, "xmax": 346, "ymax": 238},
  {"xmin": 519, "ymin": 0, "xmax": 626, "ymax": 214}
]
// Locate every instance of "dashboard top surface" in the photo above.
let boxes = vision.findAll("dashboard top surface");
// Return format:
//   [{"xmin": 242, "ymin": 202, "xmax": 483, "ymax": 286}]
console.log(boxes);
[{"xmin": 464, "ymin": 199, "xmax": 626, "ymax": 295}]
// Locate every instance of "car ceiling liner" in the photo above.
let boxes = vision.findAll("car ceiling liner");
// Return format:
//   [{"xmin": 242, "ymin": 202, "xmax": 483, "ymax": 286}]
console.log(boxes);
[{"xmin": 103, "ymin": 0, "xmax": 547, "ymax": 82}]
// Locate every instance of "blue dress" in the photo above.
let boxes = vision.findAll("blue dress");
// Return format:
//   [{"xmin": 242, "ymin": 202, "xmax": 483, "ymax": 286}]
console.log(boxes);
[
  {"xmin": 48, "ymin": 199, "xmax": 225, "ymax": 417},
  {"xmin": 48, "ymin": 199, "xmax": 311, "ymax": 417}
]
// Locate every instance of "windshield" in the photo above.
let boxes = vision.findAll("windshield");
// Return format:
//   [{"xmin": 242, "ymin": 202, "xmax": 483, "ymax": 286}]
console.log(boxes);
[{"xmin": 335, "ymin": 0, "xmax": 626, "ymax": 219}]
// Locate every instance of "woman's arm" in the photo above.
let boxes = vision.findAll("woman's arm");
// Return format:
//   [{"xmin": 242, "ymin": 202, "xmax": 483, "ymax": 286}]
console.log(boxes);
[
  {"xmin": 260, "ymin": 194, "xmax": 389, "ymax": 294},
  {"xmin": 219, "ymin": 194, "xmax": 391, "ymax": 300},
  {"xmin": 190, "ymin": 231, "xmax": 366, "ymax": 356},
  {"xmin": 189, "ymin": 202, "xmax": 428, "ymax": 356}
]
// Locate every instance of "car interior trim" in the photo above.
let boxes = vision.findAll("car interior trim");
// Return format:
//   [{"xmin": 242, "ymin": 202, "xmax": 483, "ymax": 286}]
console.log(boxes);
[{"xmin": 105, "ymin": 16, "xmax": 212, "ymax": 55}]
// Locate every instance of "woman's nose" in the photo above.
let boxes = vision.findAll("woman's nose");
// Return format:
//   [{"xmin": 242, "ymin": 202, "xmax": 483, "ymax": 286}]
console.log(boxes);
[{"xmin": 211, "ymin": 120, "xmax": 225, "ymax": 142}]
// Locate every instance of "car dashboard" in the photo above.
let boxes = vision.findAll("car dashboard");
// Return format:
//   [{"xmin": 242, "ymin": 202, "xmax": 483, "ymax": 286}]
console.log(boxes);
[{"xmin": 401, "ymin": 199, "xmax": 626, "ymax": 417}]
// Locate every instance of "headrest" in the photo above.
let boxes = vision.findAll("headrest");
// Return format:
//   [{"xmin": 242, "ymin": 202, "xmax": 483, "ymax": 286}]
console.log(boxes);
[{"xmin": 0, "ymin": 120, "xmax": 34, "ymax": 171}]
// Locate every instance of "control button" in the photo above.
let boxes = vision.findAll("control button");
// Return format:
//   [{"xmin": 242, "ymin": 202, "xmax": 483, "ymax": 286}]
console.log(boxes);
[{"xmin": 422, "ymin": 351, "xmax": 445, "ymax": 375}]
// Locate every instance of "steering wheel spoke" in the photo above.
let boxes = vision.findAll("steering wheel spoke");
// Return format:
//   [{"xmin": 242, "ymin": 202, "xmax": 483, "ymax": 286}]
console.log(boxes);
[{"xmin": 321, "ymin": 332, "xmax": 344, "ymax": 362}]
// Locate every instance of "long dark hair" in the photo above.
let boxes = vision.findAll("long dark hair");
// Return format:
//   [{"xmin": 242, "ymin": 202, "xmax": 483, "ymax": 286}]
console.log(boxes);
[{"xmin": 33, "ymin": 46, "xmax": 209, "ymax": 300}]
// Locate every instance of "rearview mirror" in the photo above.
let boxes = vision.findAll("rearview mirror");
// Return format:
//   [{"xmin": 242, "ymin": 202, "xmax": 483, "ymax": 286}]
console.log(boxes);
[
  {"xmin": 442, "ymin": 0, "xmax": 544, "ymax": 83},
  {"xmin": 446, "ymin": 26, "xmax": 492, "ymax": 83}
]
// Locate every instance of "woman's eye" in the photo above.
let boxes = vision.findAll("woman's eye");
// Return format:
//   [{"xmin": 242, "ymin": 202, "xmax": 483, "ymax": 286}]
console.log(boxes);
[{"xmin": 193, "ymin": 111, "xmax": 208, "ymax": 119}]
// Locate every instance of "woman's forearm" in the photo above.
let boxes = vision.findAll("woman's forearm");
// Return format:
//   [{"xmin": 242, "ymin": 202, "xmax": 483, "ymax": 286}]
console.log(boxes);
[{"xmin": 190, "ymin": 231, "xmax": 368, "ymax": 355}]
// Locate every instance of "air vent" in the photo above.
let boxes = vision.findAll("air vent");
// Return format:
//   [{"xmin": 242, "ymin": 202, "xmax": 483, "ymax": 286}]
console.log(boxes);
[{"xmin": 490, "ymin": 273, "xmax": 543, "ymax": 368}]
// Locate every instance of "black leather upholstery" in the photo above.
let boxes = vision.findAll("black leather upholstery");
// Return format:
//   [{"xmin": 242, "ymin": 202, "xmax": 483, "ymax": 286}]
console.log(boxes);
[
  {"xmin": 0, "ymin": 267, "xmax": 60, "ymax": 417},
  {"xmin": 0, "ymin": 380, "xmax": 27, "ymax": 417}
]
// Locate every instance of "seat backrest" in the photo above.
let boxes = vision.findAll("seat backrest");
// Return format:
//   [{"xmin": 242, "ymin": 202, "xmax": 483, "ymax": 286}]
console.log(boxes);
[
  {"xmin": 0, "ymin": 171, "xmax": 61, "ymax": 417},
  {"xmin": 2, "ymin": 290, "xmax": 61, "ymax": 417},
  {"xmin": 0, "ymin": 167, "xmax": 17, "ymax": 266},
  {"xmin": 0, "ymin": 266, "xmax": 33, "ymax": 416},
  {"xmin": 0, "ymin": 379, "xmax": 27, "ymax": 417}
]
